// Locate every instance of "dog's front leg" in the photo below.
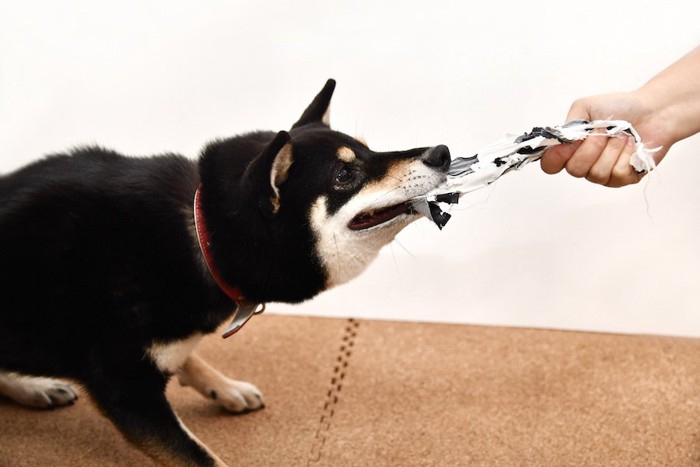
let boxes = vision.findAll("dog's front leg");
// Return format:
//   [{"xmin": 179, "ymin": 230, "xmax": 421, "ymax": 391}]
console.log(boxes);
[
  {"xmin": 177, "ymin": 353, "xmax": 265, "ymax": 413},
  {"xmin": 86, "ymin": 362, "xmax": 226, "ymax": 467}
]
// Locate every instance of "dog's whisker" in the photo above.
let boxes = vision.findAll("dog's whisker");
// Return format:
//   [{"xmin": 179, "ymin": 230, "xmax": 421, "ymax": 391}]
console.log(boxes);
[{"xmin": 393, "ymin": 236, "xmax": 416, "ymax": 259}]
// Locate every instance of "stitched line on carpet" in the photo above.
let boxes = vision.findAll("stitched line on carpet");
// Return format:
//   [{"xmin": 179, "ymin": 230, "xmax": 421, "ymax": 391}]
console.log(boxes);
[{"xmin": 307, "ymin": 318, "xmax": 359, "ymax": 465}]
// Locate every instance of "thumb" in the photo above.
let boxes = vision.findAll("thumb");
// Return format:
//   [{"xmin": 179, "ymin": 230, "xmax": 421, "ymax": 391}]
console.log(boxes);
[{"xmin": 565, "ymin": 98, "xmax": 592, "ymax": 123}]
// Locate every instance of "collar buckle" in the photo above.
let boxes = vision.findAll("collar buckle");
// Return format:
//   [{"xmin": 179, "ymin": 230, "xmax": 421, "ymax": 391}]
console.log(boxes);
[{"xmin": 221, "ymin": 302, "xmax": 266, "ymax": 339}]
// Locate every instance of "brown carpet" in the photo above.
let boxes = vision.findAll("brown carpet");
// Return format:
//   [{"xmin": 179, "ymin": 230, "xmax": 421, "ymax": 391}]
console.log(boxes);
[{"xmin": 0, "ymin": 314, "xmax": 698, "ymax": 466}]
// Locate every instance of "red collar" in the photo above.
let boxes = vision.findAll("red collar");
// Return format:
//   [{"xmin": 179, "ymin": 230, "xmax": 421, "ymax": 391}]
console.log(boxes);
[
  {"xmin": 193, "ymin": 185, "xmax": 245, "ymax": 303},
  {"xmin": 194, "ymin": 185, "xmax": 265, "ymax": 338}
]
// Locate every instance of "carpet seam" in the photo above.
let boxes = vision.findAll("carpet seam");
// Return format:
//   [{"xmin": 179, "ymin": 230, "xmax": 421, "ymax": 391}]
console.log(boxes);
[{"xmin": 306, "ymin": 318, "xmax": 359, "ymax": 466}]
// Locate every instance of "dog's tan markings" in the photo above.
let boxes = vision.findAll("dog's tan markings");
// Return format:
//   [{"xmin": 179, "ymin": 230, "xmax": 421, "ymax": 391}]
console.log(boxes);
[
  {"xmin": 270, "ymin": 142, "xmax": 293, "ymax": 214},
  {"xmin": 386, "ymin": 159, "xmax": 413, "ymax": 183},
  {"xmin": 336, "ymin": 146, "xmax": 356, "ymax": 164},
  {"xmin": 271, "ymin": 143, "xmax": 293, "ymax": 186},
  {"xmin": 356, "ymin": 159, "xmax": 413, "ymax": 194}
]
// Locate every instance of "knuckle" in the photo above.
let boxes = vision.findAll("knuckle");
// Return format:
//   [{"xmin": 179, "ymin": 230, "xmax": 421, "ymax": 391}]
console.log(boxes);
[
  {"xmin": 608, "ymin": 168, "xmax": 642, "ymax": 187},
  {"xmin": 565, "ymin": 163, "xmax": 586, "ymax": 178},
  {"xmin": 586, "ymin": 168, "xmax": 609, "ymax": 185},
  {"xmin": 611, "ymin": 164, "xmax": 631, "ymax": 181},
  {"xmin": 606, "ymin": 178, "xmax": 624, "ymax": 188}
]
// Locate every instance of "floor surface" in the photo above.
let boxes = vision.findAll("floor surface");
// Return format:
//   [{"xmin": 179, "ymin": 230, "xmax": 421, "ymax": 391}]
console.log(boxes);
[{"xmin": 1, "ymin": 314, "xmax": 698, "ymax": 466}]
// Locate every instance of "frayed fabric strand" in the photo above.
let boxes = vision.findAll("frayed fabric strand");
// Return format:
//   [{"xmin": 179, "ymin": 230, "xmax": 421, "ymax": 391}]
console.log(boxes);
[{"xmin": 411, "ymin": 119, "xmax": 659, "ymax": 229}]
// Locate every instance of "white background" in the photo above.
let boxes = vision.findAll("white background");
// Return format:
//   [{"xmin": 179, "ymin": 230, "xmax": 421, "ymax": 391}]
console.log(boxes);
[{"xmin": 1, "ymin": 1, "xmax": 698, "ymax": 336}]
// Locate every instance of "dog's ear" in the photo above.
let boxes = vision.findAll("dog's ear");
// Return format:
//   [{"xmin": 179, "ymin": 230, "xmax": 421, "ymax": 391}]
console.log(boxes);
[
  {"xmin": 292, "ymin": 79, "xmax": 336, "ymax": 129},
  {"xmin": 247, "ymin": 131, "xmax": 293, "ymax": 214}
]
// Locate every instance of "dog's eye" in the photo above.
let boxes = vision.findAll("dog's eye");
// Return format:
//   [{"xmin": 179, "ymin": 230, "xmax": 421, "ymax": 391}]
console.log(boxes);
[{"xmin": 335, "ymin": 167, "xmax": 355, "ymax": 185}]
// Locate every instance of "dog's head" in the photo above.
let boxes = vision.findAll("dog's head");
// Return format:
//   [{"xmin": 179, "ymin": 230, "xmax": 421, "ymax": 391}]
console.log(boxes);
[{"xmin": 199, "ymin": 80, "xmax": 449, "ymax": 303}]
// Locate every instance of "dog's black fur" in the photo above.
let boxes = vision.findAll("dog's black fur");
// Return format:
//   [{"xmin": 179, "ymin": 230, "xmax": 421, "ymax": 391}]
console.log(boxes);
[{"xmin": 0, "ymin": 80, "xmax": 449, "ymax": 465}]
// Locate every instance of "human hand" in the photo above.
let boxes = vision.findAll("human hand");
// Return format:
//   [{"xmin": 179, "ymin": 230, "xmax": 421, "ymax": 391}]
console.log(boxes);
[{"xmin": 540, "ymin": 91, "xmax": 673, "ymax": 187}]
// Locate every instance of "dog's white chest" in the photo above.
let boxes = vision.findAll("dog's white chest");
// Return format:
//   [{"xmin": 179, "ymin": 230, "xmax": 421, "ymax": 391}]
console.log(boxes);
[{"xmin": 147, "ymin": 334, "xmax": 203, "ymax": 373}]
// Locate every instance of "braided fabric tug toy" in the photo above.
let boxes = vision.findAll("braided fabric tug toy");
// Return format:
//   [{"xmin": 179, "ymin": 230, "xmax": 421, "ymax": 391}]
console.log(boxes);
[{"xmin": 410, "ymin": 119, "xmax": 660, "ymax": 229}]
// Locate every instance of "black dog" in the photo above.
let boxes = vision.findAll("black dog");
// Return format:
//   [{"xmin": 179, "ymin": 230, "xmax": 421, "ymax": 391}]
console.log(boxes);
[{"xmin": 0, "ymin": 80, "xmax": 450, "ymax": 465}]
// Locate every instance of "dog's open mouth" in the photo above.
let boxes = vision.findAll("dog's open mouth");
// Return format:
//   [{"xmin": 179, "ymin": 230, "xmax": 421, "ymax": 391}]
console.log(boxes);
[{"xmin": 348, "ymin": 203, "xmax": 413, "ymax": 231}]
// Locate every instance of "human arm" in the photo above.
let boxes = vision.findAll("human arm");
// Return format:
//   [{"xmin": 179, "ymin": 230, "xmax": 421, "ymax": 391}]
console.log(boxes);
[{"xmin": 540, "ymin": 46, "xmax": 700, "ymax": 187}]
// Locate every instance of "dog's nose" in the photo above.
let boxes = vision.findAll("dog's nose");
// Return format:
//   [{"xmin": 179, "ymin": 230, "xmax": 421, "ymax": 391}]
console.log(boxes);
[{"xmin": 422, "ymin": 145, "xmax": 451, "ymax": 170}]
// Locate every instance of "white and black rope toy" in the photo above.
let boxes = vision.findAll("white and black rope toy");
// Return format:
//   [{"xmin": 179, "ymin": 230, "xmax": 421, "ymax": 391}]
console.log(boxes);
[{"xmin": 410, "ymin": 119, "xmax": 660, "ymax": 229}]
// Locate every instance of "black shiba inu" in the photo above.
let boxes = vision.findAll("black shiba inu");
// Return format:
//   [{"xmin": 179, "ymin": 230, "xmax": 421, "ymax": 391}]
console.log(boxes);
[{"xmin": 0, "ymin": 79, "xmax": 450, "ymax": 465}]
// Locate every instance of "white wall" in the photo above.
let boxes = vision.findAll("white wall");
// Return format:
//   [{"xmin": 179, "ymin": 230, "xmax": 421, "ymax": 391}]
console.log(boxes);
[{"xmin": 1, "ymin": 1, "xmax": 698, "ymax": 336}]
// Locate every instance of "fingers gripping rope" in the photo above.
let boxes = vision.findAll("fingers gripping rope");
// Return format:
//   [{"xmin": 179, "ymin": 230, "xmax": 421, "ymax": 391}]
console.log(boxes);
[{"xmin": 411, "ymin": 120, "xmax": 659, "ymax": 229}]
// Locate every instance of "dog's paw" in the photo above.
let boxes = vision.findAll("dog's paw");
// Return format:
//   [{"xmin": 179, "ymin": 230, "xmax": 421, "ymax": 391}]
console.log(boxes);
[
  {"xmin": 176, "ymin": 354, "xmax": 265, "ymax": 414},
  {"xmin": 208, "ymin": 379, "xmax": 265, "ymax": 413},
  {"xmin": 0, "ymin": 373, "xmax": 79, "ymax": 409}
]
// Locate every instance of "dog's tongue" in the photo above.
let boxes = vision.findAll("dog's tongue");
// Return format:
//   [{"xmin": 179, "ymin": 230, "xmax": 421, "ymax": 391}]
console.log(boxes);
[{"xmin": 348, "ymin": 203, "xmax": 411, "ymax": 230}]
